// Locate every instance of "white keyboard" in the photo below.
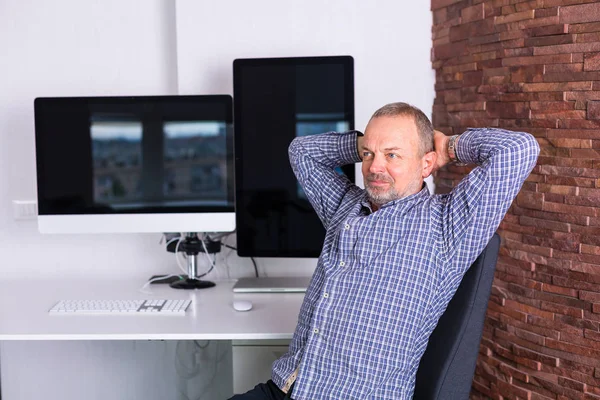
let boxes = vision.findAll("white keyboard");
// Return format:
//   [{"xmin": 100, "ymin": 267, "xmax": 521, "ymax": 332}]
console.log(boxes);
[{"xmin": 49, "ymin": 299, "xmax": 192, "ymax": 315}]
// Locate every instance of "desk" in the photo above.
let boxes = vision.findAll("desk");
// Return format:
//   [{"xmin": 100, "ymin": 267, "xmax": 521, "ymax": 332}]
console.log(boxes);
[
  {"xmin": 0, "ymin": 279, "xmax": 304, "ymax": 399},
  {"xmin": 0, "ymin": 278, "xmax": 304, "ymax": 340}
]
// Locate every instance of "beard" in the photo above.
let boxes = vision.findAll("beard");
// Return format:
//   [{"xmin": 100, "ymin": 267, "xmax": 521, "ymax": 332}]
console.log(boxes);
[{"xmin": 365, "ymin": 173, "xmax": 401, "ymax": 206}]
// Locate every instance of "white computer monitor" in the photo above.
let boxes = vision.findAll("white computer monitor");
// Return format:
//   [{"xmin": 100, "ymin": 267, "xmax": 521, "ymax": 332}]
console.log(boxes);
[
  {"xmin": 34, "ymin": 95, "xmax": 235, "ymax": 289},
  {"xmin": 34, "ymin": 95, "xmax": 235, "ymax": 235}
]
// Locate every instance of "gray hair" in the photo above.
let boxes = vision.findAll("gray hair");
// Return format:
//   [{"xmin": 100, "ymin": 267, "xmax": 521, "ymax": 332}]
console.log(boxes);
[{"xmin": 370, "ymin": 102, "xmax": 434, "ymax": 156}]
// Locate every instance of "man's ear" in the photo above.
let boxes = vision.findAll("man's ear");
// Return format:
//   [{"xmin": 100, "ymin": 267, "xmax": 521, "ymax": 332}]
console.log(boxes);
[{"xmin": 421, "ymin": 151, "xmax": 437, "ymax": 179}]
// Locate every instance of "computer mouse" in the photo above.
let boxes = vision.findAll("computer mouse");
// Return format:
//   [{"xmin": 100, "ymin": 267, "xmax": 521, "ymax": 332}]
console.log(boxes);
[{"xmin": 233, "ymin": 300, "xmax": 253, "ymax": 312}]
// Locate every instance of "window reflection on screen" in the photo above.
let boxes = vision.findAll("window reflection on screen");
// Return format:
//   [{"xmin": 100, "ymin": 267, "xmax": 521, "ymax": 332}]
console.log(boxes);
[
  {"xmin": 91, "ymin": 121, "xmax": 143, "ymax": 204},
  {"xmin": 91, "ymin": 118, "xmax": 228, "ymax": 209},
  {"xmin": 163, "ymin": 121, "xmax": 227, "ymax": 200},
  {"xmin": 296, "ymin": 114, "xmax": 350, "ymax": 199}
]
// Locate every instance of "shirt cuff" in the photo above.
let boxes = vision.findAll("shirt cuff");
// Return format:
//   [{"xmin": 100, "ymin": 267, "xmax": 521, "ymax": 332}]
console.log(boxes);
[
  {"xmin": 338, "ymin": 130, "xmax": 363, "ymax": 165},
  {"xmin": 455, "ymin": 128, "xmax": 477, "ymax": 165}
]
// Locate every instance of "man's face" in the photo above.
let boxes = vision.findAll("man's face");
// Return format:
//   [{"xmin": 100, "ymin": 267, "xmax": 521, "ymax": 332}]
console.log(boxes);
[{"xmin": 361, "ymin": 115, "xmax": 425, "ymax": 208}]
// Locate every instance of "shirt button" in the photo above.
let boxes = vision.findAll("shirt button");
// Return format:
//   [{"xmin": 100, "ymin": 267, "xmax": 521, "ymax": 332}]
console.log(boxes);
[
  {"xmin": 339, "ymin": 261, "xmax": 345, "ymax": 267},
  {"xmin": 344, "ymin": 224, "xmax": 350, "ymax": 230},
  {"xmin": 313, "ymin": 328, "xmax": 319, "ymax": 334},
  {"xmin": 323, "ymin": 293, "xmax": 329, "ymax": 298}
]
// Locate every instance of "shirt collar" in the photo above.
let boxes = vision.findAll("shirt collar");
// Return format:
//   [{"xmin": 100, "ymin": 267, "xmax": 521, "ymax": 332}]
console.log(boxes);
[{"xmin": 360, "ymin": 183, "xmax": 430, "ymax": 214}]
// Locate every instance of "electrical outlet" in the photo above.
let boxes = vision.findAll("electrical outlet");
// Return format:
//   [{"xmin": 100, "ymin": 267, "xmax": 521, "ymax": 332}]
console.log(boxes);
[{"xmin": 12, "ymin": 200, "xmax": 38, "ymax": 220}]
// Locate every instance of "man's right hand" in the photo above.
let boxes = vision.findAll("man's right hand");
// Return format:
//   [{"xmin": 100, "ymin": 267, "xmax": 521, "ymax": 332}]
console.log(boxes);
[{"xmin": 357, "ymin": 132, "xmax": 365, "ymax": 161}]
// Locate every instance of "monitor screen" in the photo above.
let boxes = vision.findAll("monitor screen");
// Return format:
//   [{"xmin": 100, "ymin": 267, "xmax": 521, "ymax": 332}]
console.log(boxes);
[
  {"xmin": 34, "ymin": 95, "xmax": 235, "ymax": 234},
  {"xmin": 233, "ymin": 56, "xmax": 355, "ymax": 257}
]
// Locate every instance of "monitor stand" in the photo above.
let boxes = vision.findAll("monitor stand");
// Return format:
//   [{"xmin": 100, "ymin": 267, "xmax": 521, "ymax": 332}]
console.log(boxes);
[{"xmin": 169, "ymin": 233, "xmax": 216, "ymax": 290}]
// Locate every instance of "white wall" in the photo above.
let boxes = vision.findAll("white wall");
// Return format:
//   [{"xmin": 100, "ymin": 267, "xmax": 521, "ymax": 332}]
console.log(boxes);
[
  {"xmin": 0, "ymin": 0, "xmax": 434, "ymax": 282},
  {"xmin": 175, "ymin": 0, "xmax": 435, "ymax": 276},
  {"xmin": 0, "ymin": 0, "xmax": 181, "ymax": 281},
  {"xmin": 0, "ymin": 0, "xmax": 433, "ymax": 398},
  {"xmin": 0, "ymin": 2, "xmax": 231, "ymax": 399}
]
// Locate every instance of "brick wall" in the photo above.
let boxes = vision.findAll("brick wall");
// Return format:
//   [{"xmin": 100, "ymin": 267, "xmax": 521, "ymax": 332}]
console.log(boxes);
[{"xmin": 431, "ymin": 0, "xmax": 600, "ymax": 399}]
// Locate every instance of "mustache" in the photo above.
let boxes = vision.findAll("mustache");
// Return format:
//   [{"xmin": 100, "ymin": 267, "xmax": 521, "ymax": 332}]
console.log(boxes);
[{"xmin": 366, "ymin": 174, "xmax": 393, "ymax": 183}]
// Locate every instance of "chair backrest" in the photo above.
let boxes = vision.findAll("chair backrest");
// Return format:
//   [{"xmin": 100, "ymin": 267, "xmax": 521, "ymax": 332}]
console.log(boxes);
[{"xmin": 413, "ymin": 233, "xmax": 500, "ymax": 400}]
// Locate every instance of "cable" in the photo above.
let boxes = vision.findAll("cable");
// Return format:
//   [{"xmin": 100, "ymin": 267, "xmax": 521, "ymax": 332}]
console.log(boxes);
[
  {"xmin": 250, "ymin": 257, "xmax": 259, "ymax": 278},
  {"xmin": 192, "ymin": 341, "xmax": 231, "ymax": 400},
  {"xmin": 217, "ymin": 233, "xmax": 234, "ymax": 279},
  {"xmin": 168, "ymin": 233, "xmax": 219, "ymax": 280},
  {"xmin": 195, "ymin": 234, "xmax": 215, "ymax": 279},
  {"xmin": 221, "ymin": 246, "xmax": 231, "ymax": 280},
  {"xmin": 195, "ymin": 260, "xmax": 214, "ymax": 279},
  {"xmin": 174, "ymin": 234, "xmax": 188, "ymax": 275},
  {"xmin": 160, "ymin": 234, "xmax": 188, "ymax": 276},
  {"xmin": 207, "ymin": 230, "xmax": 234, "ymax": 242},
  {"xmin": 152, "ymin": 233, "xmax": 217, "ymax": 286},
  {"xmin": 138, "ymin": 273, "xmax": 182, "ymax": 294},
  {"xmin": 164, "ymin": 235, "xmax": 181, "ymax": 247},
  {"xmin": 140, "ymin": 234, "xmax": 187, "ymax": 293},
  {"xmin": 200, "ymin": 233, "xmax": 217, "ymax": 268},
  {"xmin": 175, "ymin": 340, "xmax": 231, "ymax": 400},
  {"xmin": 175, "ymin": 341, "xmax": 201, "ymax": 379},
  {"xmin": 194, "ymin": 340, "xmax": 210, "ymax": 349},
  {"xmin": 167, "ymin": 231, "xmax": 261, "ymax": 281},
  {"xmin": 221, "ymin": 243, "xmax": 259, "ymax": 278}
]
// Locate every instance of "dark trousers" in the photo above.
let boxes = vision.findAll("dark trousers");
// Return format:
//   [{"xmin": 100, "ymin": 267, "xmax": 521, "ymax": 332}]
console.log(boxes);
[{"xmin": 229, "ymin": 380, "xmax": 294, "ymax": 400}]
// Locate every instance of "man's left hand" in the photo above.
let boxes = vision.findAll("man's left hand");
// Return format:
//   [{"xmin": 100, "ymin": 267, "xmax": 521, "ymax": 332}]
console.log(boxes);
[{"xmin": 432, "ymin": 130, "xmax": 450, "ymax": 173}]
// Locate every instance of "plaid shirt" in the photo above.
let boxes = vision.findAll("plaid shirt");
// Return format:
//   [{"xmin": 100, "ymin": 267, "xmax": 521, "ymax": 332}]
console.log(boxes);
[{"xmin": 272, "ymin": 128, "xmax": 539, "ymax": 400}]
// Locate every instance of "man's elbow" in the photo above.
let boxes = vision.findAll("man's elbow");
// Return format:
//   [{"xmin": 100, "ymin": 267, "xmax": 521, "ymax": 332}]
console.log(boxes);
[
  {"xmin": 508, "ymin": 131, "xmax": 540, "ymax": 172},
  {"xmin": 522, "ymin": 132, "xmax": 540, "ymax": 170},
  {"xmin": 288, "ymin": 137, "xmax": 302, "ymax": 160}
]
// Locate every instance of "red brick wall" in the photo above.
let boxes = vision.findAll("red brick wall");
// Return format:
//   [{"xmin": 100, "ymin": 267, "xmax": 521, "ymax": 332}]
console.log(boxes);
[{"xmin": 431, "ymin": 1, "xmax": 600, "ymax": 399}]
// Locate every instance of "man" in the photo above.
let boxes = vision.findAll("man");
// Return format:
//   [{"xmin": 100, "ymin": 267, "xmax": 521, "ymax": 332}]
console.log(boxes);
[{"xmin": 230, "ymin": 102, "xmax": 539, "ymax": 400}]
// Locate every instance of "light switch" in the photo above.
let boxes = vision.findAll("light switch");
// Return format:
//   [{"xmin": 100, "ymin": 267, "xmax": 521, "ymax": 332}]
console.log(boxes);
[{"xmin": 12, "ymin": 200, "xmax": 38, "ymax": 220}]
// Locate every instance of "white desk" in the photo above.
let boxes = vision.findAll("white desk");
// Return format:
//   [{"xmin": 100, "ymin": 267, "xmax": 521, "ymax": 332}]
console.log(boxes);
[
  {"xmin": 0, "ymin": 278, "xmax": 304, "ymax": 340},
  {"xmin": 0, "ymin": 278, "xmax": 304, "ymax": 399}
]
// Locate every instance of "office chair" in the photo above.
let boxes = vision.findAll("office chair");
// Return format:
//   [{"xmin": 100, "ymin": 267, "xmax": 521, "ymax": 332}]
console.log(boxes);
[{"xmin": 413, "ymin": 233, "xmax": 500, "ymax": 400}]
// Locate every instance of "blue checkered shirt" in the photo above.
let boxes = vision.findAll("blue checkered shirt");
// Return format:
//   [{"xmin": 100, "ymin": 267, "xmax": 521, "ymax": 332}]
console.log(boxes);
[{"xmin": 272, "ymin": 128, "xmax": 539, "ymax": 399}]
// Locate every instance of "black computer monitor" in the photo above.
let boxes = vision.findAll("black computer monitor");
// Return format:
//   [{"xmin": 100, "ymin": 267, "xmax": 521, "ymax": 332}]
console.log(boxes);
[{"xmin": 233, "ymin": 56, "xmax": 355, "ymax": 257}]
